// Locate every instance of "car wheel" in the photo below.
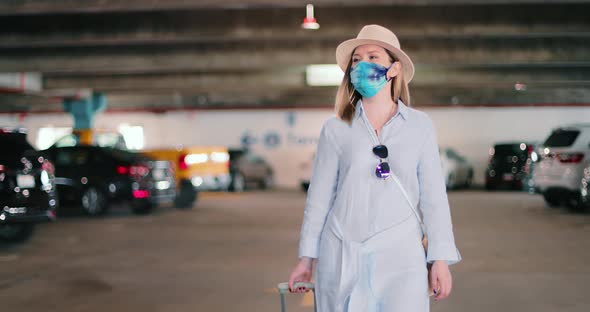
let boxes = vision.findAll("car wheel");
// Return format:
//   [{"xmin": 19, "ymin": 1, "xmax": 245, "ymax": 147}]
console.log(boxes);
[
  {"xmin": 175, "ymin": 180, "xmax": 197, "ymax": 209},
  {"xmin": 260, "ymin": 173, "xmax": 274, "ymax": 190},
  {"xmin": 229, "ymin": 172, "xmax": 245, "ymax": 192},
  {"xmin": 566, "ymin": 194, "xmax": 587, "ymax": 213},
  {"xmin": 465, "ymin": 171, "xmax": 474, "ymax": 189},
  {"xmin": 485, "ymin": 181, "xmax": 497, "ymax": 191},
  {"xmin": 0, "ymin": 223, "xmax": 35, "ymax": 243},
  {"xmin": 81, "ymin": 187, "xmax": 109, "ymax": 216},
  {"xmin": 132, "ymin": 199, "xmax": 155, "ymax": 215},
  {"xmin": 301, "ymin": 182, "xmax": 310, "ymax": 193},
  {"xmin": 446, "ymin": 174, "xmax": 456, "ymax": 190},
  {"xmin": 543, "ymin": 193, "xmax": 561, "ymax": 208}
]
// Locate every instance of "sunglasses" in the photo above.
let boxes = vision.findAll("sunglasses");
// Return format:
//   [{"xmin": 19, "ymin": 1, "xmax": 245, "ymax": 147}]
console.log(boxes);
[{"xmin": 373, "ymin": 145, "xmax": 391, "ymax": 179}]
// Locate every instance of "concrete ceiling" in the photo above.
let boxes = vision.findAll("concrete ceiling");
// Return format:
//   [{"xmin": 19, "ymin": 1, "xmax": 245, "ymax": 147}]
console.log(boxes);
[
  {"xmin": 1, "ymin": 0, "xmax": 589, "ymax": 113},
  {"xmin": 1, "ymin": 0, "xmax": 587, "ymax": 14}
]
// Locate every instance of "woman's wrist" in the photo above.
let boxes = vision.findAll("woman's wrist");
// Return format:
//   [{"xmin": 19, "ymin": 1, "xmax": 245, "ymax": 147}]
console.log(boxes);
[{"xmin": 299, "ymin": 256, "xmax": 314, "ymax": 266}]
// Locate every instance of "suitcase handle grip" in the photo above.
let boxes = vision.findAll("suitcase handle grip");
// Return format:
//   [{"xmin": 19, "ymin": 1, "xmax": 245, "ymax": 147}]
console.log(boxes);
[{"xmin": 277, "ymin": 282, "xmax": 315, "ymax": 294}]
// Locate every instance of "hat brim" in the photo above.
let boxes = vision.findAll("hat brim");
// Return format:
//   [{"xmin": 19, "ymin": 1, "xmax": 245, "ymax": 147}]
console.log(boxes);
[{"xmin": 336, "ymin": 38, "xmax": 415, "ymax": 83}]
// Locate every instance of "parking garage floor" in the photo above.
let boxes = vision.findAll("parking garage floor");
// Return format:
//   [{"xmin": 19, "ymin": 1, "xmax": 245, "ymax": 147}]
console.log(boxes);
[{"xmin": 1, "ymin": 190, "xmax": 589, "ymax": 312}]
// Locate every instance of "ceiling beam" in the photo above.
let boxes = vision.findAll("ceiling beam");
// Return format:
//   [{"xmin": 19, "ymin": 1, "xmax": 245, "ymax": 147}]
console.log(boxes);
[
  {"xmin": 2, "ymin": 4, "xmax": 588, "ymax": 37},
  {"xmin": 41, "ymin": 65, "xmax": 590, "ymax": 93},
  {"xmin": 3, "ymin": 84, "xmax": 590, "ymax": 114},
  {"xmin": 1, "ymin": 0, "xmax": 588, "ymax": 16},
  {"xmin": 2, "ymin": 37, "xmax": 589, "ymax": 73}
]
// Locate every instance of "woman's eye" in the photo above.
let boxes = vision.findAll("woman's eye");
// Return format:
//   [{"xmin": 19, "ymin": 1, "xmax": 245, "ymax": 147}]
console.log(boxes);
[
  {"xmin": 352, "ymin": 58, "xmax": 359, "ymax": 63},
  {"xmin": 369, "ymin": 55, "xmax": 378, "ymax": 60}
]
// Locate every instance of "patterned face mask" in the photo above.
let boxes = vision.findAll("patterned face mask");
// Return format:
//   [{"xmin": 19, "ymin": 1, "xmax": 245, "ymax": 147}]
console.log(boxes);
[{"xmin": 350, "ymin": 61, "xmax": 392, "ymax": 98}]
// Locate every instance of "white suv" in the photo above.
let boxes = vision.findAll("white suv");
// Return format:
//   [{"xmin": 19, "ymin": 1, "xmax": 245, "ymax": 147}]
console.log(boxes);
[{"xmin": 533, "ymin": 123, "xmax": 590, "ymax": 210}]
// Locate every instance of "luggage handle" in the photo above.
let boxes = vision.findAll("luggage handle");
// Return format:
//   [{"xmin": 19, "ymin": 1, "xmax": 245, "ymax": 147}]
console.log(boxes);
[
  {"xmin": 277, "ymin": 282, "xmax": 315, "ymax": 294},
  {"xmin": 277, "ymin": 282, "xmax": 316, "ymax": 312}
]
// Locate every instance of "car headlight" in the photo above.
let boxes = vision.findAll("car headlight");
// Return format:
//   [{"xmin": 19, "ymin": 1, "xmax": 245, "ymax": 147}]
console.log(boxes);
[
  {"xmin": 185, "ymin": 153, "xmax": 209, "ymax": 165},
  {"xmin": 41, "ymin": 170, "xmax": 50, "ymax": 185}
]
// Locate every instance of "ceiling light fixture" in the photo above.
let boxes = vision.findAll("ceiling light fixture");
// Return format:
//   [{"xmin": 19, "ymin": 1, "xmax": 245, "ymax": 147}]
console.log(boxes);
[{"xmin": 302, "ymin": 4, "xmax": 320, "ymax": 30}]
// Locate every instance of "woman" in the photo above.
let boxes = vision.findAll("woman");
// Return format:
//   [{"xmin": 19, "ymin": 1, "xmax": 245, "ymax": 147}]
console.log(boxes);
[{"xmin": 288, "ymin": 25, "xmax": 461, "ymax": 311}]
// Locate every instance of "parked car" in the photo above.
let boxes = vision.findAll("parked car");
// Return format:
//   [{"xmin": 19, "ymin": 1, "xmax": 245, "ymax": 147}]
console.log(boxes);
[
  {"xmin": 440, "ymin": 147, "xmax": 474, "ymax": 189},
  {"xmin": 144, "ymin": 146, "xmax": 231, "ymax": 203},
  {"xmin": 41, "ymin": 145, "xmax": 176, "ymax": 216},
  {"xmin": 0, "ymin": 128, "xmax": 57, "ymax": 242},
  {"xmin": 579, "ymin": 165, "xmax": 590, "ymax": 211},
  {"xmin": 228, "ymin": 149, "xmax": 274, "ymax": 192},
  {"xmin": 533, "ymin": 124, "xmax": 590, "ymax": 211},
  {"xmin": 53, "ymin": 130, "xmax": 128, "ymax": 150},
  {"xmin": 53, "ymin": 130, "xmax": 187, "ymax": 208},
  {"xmin": 485, "ymin": 142, "xmax": 536, "ymax": 191}
]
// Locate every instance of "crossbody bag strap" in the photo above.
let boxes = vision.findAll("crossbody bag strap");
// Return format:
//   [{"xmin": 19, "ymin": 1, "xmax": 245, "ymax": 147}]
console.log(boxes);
[{"xmin": 389, "ymin": 172, "xmax": 427, "ymax": 237}]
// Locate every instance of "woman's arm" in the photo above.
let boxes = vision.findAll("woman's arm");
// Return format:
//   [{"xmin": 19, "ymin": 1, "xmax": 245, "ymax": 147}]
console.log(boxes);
[
  {"xmin": 298, "ymin": 121, "xmax": 341, "ymax": 259},
  {"xmin": 417, "ymin": 118, "xmax": 461, "ymax": 265}
]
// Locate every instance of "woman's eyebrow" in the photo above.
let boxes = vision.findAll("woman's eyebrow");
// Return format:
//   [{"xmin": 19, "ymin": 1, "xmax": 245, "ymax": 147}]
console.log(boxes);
[{"xmin": 353, "ymin": 50, "xmax": 381, "ymax": 57}]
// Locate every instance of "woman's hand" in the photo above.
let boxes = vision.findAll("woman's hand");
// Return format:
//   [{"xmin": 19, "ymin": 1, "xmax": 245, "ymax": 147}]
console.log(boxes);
[
  {"xmin": 288, "ymin": 257, "xmax": 315, "ymax": 293},
  {"xmin": 430, "ymin": 260, "xmax": 453, "ymax": 301}
]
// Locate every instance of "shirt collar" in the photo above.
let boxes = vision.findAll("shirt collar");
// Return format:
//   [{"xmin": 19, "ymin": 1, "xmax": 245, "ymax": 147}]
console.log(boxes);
[{"xmin": 355, "ymin": 99, "xmax": 410, "ymax": 121}]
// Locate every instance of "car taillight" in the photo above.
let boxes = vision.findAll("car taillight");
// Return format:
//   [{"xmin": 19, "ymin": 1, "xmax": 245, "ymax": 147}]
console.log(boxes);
[
  {"xmin": 129, "ymin": 165, "xmax": 150, "ymax": 177},
  {"xmin": 557, "ymin": 153, "xmax": 584, "ymax": 164},
  {"xmin": 0, "ymin": 164, "xmax": 4, "ymax": 171},
  {"xmin": 133, "ymin": 190, "xmax": 150, "ymax": 199},
  {"xmin": 42, "ymin": 161, "xmax": 55, "ymax": 174},
  {"xmin": 179, "ymin": 154, "xmax": 188, "ymax": 170},
  {"xmin": 117, "ymin": 166, "xmax": 129, "ymax": 175},
  {"xmin": 118, "ymin": 165, "xmax": 150, "ymax": 176}
]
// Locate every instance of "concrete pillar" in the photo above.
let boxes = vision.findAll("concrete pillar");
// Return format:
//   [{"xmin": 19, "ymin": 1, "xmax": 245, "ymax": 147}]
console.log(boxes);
[{"xmin": 63, "ymin": 92, "xmax": 107, "ymax": 145}]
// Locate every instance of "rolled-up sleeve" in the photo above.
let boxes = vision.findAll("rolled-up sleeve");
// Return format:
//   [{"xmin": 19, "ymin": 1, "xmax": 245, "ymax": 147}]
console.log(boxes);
[
  {"xmin": 417, "ymin": 119, "xmax": 462, "ymax": 265},
  {"xmin": 298, "ymin": 122, "xmax": 340, "ymax": 259}
]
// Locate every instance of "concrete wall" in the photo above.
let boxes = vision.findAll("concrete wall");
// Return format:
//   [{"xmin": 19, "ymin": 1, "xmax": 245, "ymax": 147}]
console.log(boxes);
[{"xmin": 1, "ymin": 105, "xmax": 587, "ymax": 188}]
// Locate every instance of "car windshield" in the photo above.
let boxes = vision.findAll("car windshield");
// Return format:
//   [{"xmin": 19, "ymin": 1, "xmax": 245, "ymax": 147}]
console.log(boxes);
[
  {"xmin": 108, "ymin": 148, "xmax": 138, "ymax": 163},
  {"xmin": 493, "ymin": 144, "xmax": 528, "ymax": 158},
  {"xmin": 53, "ymin": 132, "xmax": 128, "ymax": 150},
  {"xmin": 543, "ymin": 129, "xmax": 580, "ymax": 147},
  {"xmin": 0, "ymin": 134, "xmax": 35, "ymax": 165}
]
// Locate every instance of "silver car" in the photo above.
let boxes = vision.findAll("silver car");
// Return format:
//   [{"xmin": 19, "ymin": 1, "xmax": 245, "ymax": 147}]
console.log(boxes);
[
  {"xmin": 439, "ymin": 147, "xmax": 474, "ymax": 190},
  {"xmin": 533, "ymin": 123, "xmax": 590, "ymax": 211}
]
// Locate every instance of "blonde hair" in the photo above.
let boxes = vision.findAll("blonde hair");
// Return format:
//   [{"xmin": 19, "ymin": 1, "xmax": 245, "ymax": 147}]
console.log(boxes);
[{"xmin": 335, "ymin": 49, "xmax": 411, "ymax": 124}]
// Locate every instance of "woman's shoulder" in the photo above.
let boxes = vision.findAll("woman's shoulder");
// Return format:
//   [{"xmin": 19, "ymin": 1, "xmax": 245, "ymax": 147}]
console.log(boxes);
[
  {"xmin": 405, "ymin": 106, "xmax": 436, "ymax": 131},
  {"xmin": 322, "ymin": 115, "xmax": 350, "ymax": 132},
  {"xmin": 319, "ymin": 116, "xmax": 351, "ymax": 149}
]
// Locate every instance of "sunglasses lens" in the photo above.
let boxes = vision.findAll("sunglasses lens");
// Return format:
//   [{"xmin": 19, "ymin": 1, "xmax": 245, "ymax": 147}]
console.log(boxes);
[
  {"xmin": 375, "ymin": 162, "xmax": 391, "ymax": 179},
  {"xmin": 373, "ymin": 145, "xmax": 388, "ymax": 159}
]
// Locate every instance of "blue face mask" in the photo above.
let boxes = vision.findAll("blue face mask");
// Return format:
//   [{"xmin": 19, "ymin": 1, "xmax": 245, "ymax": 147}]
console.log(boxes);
[{"xmin": 350, "ymin": 61, "xmax": 392, "ymax": 98}]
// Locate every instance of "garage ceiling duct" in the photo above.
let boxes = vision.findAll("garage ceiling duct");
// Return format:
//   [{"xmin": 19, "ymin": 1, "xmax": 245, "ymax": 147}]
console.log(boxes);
[{"xmin": 0, "ymin": 72, "xmax": 42, "ymax": 93}]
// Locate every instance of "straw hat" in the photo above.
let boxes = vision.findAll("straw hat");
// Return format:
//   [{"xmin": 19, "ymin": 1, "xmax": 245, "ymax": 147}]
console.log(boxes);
[{"xmin": 336, "ymin": 24, "xmax": 415, "ymax": 82}]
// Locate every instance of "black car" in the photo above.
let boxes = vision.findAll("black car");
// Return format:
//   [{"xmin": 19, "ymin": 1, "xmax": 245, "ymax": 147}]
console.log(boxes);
[
  {"xmin": 41, "ymin": 145, "xmax": 176, "ymax": 216},
  {"xmin": 228, "ymin": 149, "xmax": 274, "ymax": 192},
  {"xmin": 0, "ymin": 128, "xmax": 57, "ymax": 242},
  {"xmin": 485, "ymin": 142, "xmax": 536, "ymax": 191}
]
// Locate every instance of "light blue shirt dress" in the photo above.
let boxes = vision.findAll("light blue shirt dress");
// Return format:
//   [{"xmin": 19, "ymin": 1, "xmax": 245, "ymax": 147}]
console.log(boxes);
[{"xmin": 298, "ymin": 100, "xmax": 461, "ymax": 311}]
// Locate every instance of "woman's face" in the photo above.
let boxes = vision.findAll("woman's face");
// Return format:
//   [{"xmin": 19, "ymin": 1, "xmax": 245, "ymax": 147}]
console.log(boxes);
[{"xmin": 351, "ymin": 44, "xmax": 392, "ymax": 68}]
